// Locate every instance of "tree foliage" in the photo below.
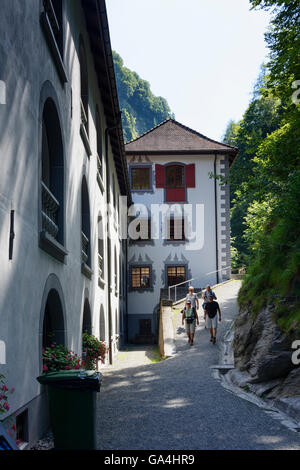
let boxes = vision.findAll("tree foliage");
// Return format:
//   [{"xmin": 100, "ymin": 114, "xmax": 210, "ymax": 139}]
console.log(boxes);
[
  {"xmin": 233, "ymin": 0, "xmax": 300, "ymax": 335},
  {"xmin": 113, "ymin": 51, "xmax": 174, "ymax": 142}
]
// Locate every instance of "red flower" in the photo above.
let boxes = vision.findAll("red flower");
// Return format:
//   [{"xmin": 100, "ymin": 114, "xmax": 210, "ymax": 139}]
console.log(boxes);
[
  {"xmin": 4, "ymin": 402, "xmax": 10, "ymax": 411},
  {"xmin": 43, "ymin": 365, "xmax": 48, "ymax": 372}
]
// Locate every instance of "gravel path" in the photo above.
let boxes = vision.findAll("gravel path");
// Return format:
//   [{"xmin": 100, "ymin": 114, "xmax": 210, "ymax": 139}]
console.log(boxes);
[{"xmin": 96, "ymin": 281, "xmax": 300, "ymax": 450}]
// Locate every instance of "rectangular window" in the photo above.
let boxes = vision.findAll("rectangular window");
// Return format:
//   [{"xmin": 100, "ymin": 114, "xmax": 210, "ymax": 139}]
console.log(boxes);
[
  {"xmin": 166, "ymin": 165, "xmax": 184, "ymax": 188},
  {"xmin": 167, "ymin": 218, "xmax": 185, "ymax": 241},
  {"xmin": 167, "ymin": 266, "xmax": 186, "ymax": 287},
  {"xmin": 131, "ymin": 167, "xmax": 151, "ymax": 190},
  {"xmin": 131, "ymin": 266, "xmax": 151, "ymax": 288}
]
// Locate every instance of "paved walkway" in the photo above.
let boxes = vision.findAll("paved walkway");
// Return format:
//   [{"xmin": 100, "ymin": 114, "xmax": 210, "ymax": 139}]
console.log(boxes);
[{"xmin": 96, "ymin": 281, "xmax": 300, "ymax": 450}]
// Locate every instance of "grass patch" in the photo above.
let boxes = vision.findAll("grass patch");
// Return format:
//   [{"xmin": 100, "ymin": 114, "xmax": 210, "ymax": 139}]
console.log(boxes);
[{"xmin": 149, "ymin": 347, "xmax": 167, "ymax": 363}]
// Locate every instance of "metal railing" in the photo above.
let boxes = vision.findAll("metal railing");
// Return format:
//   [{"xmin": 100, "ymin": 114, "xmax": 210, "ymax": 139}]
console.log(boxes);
[
  {"xmin": 43, "ymin": 0, "xmax": 60, "ymax": 36},
  {"xmin": 98, "ymin": 253, "xmax": 103, "ymax": 279},
  {"xmin": 80, "ymin": 99, "xmax": 88, "ymax": 129},
  {"xmin": 41, "ymin": 181, "xmax": 59, "ymax": 239},
  {"xmin": 81, "ymin": 231, "xmax": 89, "ymax": 265},
  {"xmin": 168, "ymin": 266, "xmax": 232, "ymax": 302},
  {"xmin": 96, "ymin": 153, "xmax": 103, "ymax": 181}
]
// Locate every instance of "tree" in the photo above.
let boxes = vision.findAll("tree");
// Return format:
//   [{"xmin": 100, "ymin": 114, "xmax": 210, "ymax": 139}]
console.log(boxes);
[{"xmin": 113, "ymin": 51, "xmax": 173, "ymax": 142}]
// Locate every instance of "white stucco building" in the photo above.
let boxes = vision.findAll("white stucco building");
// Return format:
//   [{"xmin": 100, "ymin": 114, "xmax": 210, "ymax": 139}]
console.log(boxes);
[
  {"xmin": 0, "ymin": 0, "xmax": 131, "ymax": 447},
  {"xmin": 125, "ymin": 119, "xmax": 238, "ymax": 343}
]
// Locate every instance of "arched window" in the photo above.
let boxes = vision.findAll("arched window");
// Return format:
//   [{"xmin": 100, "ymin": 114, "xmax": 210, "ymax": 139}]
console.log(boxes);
[
  {"xmin": 82, "ymin": 299, "xmax": 92, "ymax": 335},
  {"xmin": 114, "ymin": 246, "xmax": 118, "ymax": 294},
  {"xmin": 165, "ymin": 164, "xmax": 185, "ymax": 202},
  {"xmin": 79, "ymin": 38, "xmax": 89, "ymax": 141},
  {"xmin": 42, "ymin": 289, "xmax": 65, "ymax": 348},
  {"xmin": 99, "ymin": 305, "xmax": 105, "ymax": 342},
  {"xmin": 96, "ymin": 107, "xmax": 103, "ymax": 181},
  {"xmin": 41, "ymin": 98, "xmax": 65, "ymax": 249},
  {"xmin": 155, "ymin": 163, "xmax": 195, "ymax": 202},
  {"xmin": 81, "ymin": 177, "xmax": 91, "ymax": 276},
  {"xmin": 115, "ymin": 309, "xmax": 118, "ymax": 336},
  {"xmin": 112, "ymin": 175, "xmax": 116, "ymax": 208},
  {"xmin": 98, "ymin": 213, "xmax": 104, "ymax": 285}
]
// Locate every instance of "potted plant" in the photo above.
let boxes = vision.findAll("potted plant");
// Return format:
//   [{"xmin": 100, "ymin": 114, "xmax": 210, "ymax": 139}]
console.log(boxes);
[
  {"xmin": 82, "ymin": 333, "xmax": 107, "ymax": 370},
  {"xmin": 42, "ymin": 343, "xmax": 84, "ymax": 373}
]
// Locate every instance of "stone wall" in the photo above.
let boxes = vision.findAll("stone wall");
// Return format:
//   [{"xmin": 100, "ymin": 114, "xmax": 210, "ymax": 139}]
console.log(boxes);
[{"xmin": 232, "ymin": 306, "xmax": 300, "ymax": 399}]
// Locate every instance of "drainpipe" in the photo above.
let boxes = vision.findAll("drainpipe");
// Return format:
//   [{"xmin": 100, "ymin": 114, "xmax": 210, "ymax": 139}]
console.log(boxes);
[
  {"xmin": 214, "ymin": 154, "xmax": 219, "ymax": 285},
  {"xmin": 105, "ymin": 122, "xmax": 120, "ymax": 364},
  {"xmin": 125, "ymin": 237, "xmax": 129, "ymax": 343}
]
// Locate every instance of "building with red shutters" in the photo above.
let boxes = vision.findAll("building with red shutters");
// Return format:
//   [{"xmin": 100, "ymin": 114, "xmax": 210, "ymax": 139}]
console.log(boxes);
[{"xmin": 125, "ymin": 119, "xmax": 238, "ymax": 343}]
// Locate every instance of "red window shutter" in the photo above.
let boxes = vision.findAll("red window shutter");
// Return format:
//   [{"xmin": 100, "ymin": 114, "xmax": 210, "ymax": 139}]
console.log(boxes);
[
  {"xmin": 155, "ymin": 164, "xmax": 165, "ymax": 188},
  {"xmin": 166, "ymin": 188, "xmax": 186, "ymax": 202},
  {"xmin": 186, "ymin": 164, "xmax": 195, "ymax": 188}
]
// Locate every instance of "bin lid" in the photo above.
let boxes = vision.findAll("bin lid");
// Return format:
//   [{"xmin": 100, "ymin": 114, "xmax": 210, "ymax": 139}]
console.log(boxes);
[{"xmin": 37, "ymin": 370, "xmax": 102, "ymax": 392}]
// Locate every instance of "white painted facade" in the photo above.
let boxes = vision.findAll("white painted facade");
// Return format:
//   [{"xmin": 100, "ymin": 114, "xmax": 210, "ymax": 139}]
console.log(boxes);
[
  {"xmin": 0, "ymin": 0, "xmax": 130, "ymax": 447},
  {"xmin": 125, "ymin": 121, "xmax": 236, "ymax": 342}
]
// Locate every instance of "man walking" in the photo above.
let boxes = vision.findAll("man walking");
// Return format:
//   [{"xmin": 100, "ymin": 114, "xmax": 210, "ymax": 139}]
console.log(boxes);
[
  {"xmin": 204, "ymin": 295, "xmax": 221, "ymax": 344},
  {"xmin": 182, "ymin": 299, "xmax": 199, "ymax": 346},
  {"xmin": 202, "ymin": 285, "xmax": 217, "ymax": 310}
]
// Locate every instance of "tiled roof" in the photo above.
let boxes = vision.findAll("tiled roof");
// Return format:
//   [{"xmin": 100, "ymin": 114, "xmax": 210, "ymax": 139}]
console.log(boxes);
[{"xmin": 125, "ymin": 119, "xmax": 238, "ymax": 162}]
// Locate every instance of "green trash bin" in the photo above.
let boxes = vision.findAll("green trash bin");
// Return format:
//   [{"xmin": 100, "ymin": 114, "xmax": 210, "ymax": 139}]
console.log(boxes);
[{"xmin": 37, "ymin": 370, "xmax": 102, "ymax": 450}]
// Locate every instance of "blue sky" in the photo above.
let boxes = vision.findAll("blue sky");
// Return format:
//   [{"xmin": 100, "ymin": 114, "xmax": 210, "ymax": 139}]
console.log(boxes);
[{"xmin": 106, "ymin": 0, "xmax": 272, "ymax": 141}]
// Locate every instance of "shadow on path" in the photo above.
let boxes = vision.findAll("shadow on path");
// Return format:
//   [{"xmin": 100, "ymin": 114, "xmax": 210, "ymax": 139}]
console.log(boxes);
[{"xmin": 97, "ymin": 281, "xmax": 300, "ymax": 450}]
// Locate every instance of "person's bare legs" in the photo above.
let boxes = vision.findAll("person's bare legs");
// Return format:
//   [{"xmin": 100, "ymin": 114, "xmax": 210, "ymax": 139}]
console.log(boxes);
[
  {"xmin": 190, "ymin": 333, "xmax": 194, "ymax": 345},
  {"xmin": 212, "ymin": 328, "xmax": 217, "ymax": 344},
  {"xmin": 209, "ymin": 328, "xmax": 214, "ymax": 341}
]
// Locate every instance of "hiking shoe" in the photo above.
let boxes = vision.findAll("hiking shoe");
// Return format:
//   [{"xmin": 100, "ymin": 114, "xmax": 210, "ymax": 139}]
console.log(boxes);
[
  {"xmin": 210, "ymin": 337, "xmax": 213, "ymax": 342},
  {"xmin": 213, "ymin": 337, "xmax": 216, "ymax": 344}
]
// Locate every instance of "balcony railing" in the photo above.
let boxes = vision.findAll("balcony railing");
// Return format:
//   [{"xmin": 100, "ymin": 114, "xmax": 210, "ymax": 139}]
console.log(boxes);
[
  {"xmin": 43, "ymin": 0, "xmax": 60, "ymax": 37},
  {"xmin": 81, "ymin": 231, "xmax": 89, "ymax": 265},
  {"xmin": 96, "ymin": 153, "xmax": 104, "ymax": 191},
  {"xmin": 98, "ymin": 253, "xmax": 103, "ymax": 279},
  {"xmin": 41, "ymin": 181, "xmax": 59, "ymax": 239},
  {"xmin": 80, "ymin": 99, "xmax": 88, "ymax": 129}
]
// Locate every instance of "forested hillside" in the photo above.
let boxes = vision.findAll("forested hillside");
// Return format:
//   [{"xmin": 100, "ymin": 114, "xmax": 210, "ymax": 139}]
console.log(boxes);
[
  {"xmin": 225, "ymin": 0, "xmax": 300, "ymax": 336},
  {"xmin": 113, "ymin": 51, "xmax": 174, "ymax": 142}
]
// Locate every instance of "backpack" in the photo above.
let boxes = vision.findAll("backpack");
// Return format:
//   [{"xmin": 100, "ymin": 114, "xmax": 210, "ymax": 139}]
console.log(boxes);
[{"xmin": 185, "ymin": 307, "xmax": 195, "ymax": 324}]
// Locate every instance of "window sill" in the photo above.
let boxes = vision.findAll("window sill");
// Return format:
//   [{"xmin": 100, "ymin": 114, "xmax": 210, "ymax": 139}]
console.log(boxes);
[
  {"xmin": 130, "ymin": 239, "xmax": 155, "ymax": 246},
  {"xmin": 131, "ymin": 189, "xmax": 153, "ymax": 193},
  {"xmin": 81, "ymin": 263, "xmax": 93, "ymax": 280},
  {"xmin": 164, "ymin": 200, "xmax": 187, "ymax": 204},
  {"xmin": 40, "ymin": 12, "xmax": 68, "ymax": 85},
  {"xmin": 98, "ymin": 277, "xmax": 106, "ymax": 289},
  {"xmin": 97, "ymin": 172, "xmax": 105, "ymax": 193},
  {"xmin": 39, "ymin": 231, "xmax": 68, "ymax": 263},
  {"xmin": 80, "ymin": 123, "xmax": 92, "ymax": 157},
  {"xmin": 129, "ymin": 287, "xmax": 154, "ymax": 293}
]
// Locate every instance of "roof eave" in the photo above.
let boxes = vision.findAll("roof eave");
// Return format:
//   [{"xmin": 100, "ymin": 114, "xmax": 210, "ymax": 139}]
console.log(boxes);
[{"xmin": 81, "ymin": 0, "xmax": 132, "ymax": 205}]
